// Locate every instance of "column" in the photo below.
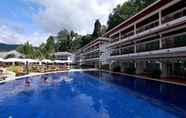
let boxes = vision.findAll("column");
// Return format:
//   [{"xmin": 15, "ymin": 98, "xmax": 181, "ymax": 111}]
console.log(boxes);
[
  {"xmin": 120, "ymin": 62, "xmax": 125, "ymax": 72},
  {"xmin": 134, "ymin": 24, "xmax": 137, "ymax": 34},
  {"xmin": 135, "ymin": 60, "xmax": 146, "ymax": 74},
  {"xmin": 134, "ymin": 42, "xmax": 137, "ymax": 53},
  {"xmin": 160, "ymin": 62, "xmax": 168, "ymax": 78},
  {"xmin": 159, "ymin": 34, "xmax": 162, "ymax": 49},
  {"xmin": 119, "ymin": 32, "xmax": 121, "ymax": 40},
  {"xmin": 159, "ymin": 10, "xmax": 162, "ymax": 25}
]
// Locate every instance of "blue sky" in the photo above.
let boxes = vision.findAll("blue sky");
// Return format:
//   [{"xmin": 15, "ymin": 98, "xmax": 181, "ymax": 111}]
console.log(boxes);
[
  {"xmin": 0, "ymin": 0, "xmax": 124, "ymax": 46},
  {"xmin": 0, "ymin": 0, "xmax": 40, "ymax": 34}
]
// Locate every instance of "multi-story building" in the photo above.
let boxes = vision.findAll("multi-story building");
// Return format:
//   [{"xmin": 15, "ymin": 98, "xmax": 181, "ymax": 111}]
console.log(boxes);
[
  {"xmin": 103, "ymin": 0, "xmax": 186, "ymax": 78},
  {"xmin": 52, "ymin": 52, "xmax": 74, "ymax": 65},
  {"xmin": 75, "ymin": 37, "xmax": 110, "ymax": 68}
]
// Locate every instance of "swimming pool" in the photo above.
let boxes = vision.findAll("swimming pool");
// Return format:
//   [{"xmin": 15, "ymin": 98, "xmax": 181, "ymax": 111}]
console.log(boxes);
[{"xmin": 0, "ymin": 71, "xmax": 185, "ymax": 118}]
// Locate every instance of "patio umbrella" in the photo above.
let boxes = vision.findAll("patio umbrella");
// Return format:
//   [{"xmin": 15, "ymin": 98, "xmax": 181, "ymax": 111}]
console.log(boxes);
[
  {"xmin": 4, "ymin": 58, "xmax": 25, "ymax": 63},
  {"xmin": 0, "ymin": 58, "xmax": 4, "ymax": 62},
  {"xmin": 24, "ymin": 59, "xmax": 39, "ymax": 64},
  {"xmin": 54, "ymin": 60, "xmax": 64, "ymax": 64}
]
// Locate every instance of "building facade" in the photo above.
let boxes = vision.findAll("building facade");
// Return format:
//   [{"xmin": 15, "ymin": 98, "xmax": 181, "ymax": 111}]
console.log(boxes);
[
  {"xmin": 52, "ymin": 52, "xmax": 74, "ymax": 64},
  {"xmin": 103, "ymin": 0, "xmax": 186, "ymax": 78},
  {"xmin": 75, "ymin": 37, "xmax": 110, "ymax": 68}
]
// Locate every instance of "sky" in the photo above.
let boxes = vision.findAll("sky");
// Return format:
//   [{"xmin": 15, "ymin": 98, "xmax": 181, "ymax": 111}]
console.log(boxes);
[{"xmin": 0, "ymin": 0, "xmax": 125, "ymax": 46}]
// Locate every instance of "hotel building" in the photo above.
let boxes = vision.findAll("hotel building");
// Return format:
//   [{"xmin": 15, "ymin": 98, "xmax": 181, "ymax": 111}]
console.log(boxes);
[
  {"xmin": 52, "ymin": 52, "xmax": 74, "ymax": 65},
  {"xmin": 103, "ymin": 0, "xmax": 186, "ymax": 78},
  {"xmin": 75, "ymin": 37, "xmax": 110, "ymax": 68}
]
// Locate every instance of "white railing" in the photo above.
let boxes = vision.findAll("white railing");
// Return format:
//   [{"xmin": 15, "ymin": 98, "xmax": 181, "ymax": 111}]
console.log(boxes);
[
  {"xmin": 111, "ymin": 46, "xmax": 134, "ymax": 56},
  {"xmin": 136, "ymin": 19, "xmax": 159, "ymax": 33},
  {"xmin": 162, "ymin": 7, "xmax": 186, "ymax": 24},
  {"xmin": 111, "ymin": 37, "xmax": 120, "ymax": 43},
  {"xmin": 121, "ymin": 30, "xmax": 134, "ymax": 39}
]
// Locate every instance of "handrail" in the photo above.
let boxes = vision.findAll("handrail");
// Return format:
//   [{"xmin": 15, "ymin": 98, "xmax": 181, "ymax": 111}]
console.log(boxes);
[
  {"xmin": 162, "ymin": 7, "xmax": 186, "ymax": 24},
  {"xmin": 121, "ymin": 30, "xmax": 134, "ymax": 39},
  {"xmin": 136, "ymin": 19, "xmax": 159, "ymax": 33}
]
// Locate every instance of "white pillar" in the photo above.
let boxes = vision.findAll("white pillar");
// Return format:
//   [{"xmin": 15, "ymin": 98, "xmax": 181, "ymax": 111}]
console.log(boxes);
[
  {"xmin": 119, "ymin": 32, "xmax": 121, "ymax": 40},
  {"xmin": 159, "ymin": 10, "xmax": 162, "ymax": 25},
  {"xmin": 134, "ymin": 42, "xmax": 137, "ymax": 53},
  {"xmin": 136, "ymin": 61, "xmax": 146, "ymax": 74},
  {"xmin": 134, "ymin": 24, "xmax": 137, "ymax": 34},
  {"xmin": 159, "ymin": 34, "xmax": 162, "ymax": 49}
]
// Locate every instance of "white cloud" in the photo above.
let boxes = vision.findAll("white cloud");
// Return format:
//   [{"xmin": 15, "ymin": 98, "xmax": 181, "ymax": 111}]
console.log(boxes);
[
  {"xmin": 0, "ymin": 24, "xmax": 49, "ymax": 46},
  {"xmin": 0, "ymin": 0, "xmax": 126, "ymax": 46},
  {"xmin": 31, "ymin": 0, "xmax": 125, "ymax": 34}
]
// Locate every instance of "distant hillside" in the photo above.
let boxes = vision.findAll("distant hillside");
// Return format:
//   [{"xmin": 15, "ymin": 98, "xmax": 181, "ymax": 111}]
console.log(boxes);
[{"xmin": 0, "ymin": 43, "xmax": 20, "ymax": 52}]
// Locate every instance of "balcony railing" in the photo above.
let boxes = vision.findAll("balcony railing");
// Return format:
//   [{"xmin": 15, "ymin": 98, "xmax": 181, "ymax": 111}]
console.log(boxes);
[
  {"xmin": 121, "ymin": 30, "xmax": 134, "ymax": 39},
  {"xmin": 83, "ymin": 51, "xmax": 100, "ymax": 60},
  {"xmin": 111, "ymin": 49, "xmax": 120, "ymax": 56},
  {"xmin": 83, "ymin": 45, "xmax": 100, "ymax": 53},
  {"xmin": 84, "ymin": 54, "xmax": 100, "ymax": 60},
  {"xmin": 136, "ymin": 41, "xmax": 160, "ymax": 53},
  {"xmin": 136, "ymin": 19, "xmax": 159, "ymax": 34},
  {"xmin": 162, "ymin": 7, "xmax": 186, "ymax": 24},
  {"xmin": 111, "ymin": 37, "xmax": 120, "ymax": 43},
  {"xmin": 111, "ymin": 47, "xmax": 134, "ymax": 56},
  {"xmin": 162, "ymin": 35, "xmax": 186, "ymax": 49}
]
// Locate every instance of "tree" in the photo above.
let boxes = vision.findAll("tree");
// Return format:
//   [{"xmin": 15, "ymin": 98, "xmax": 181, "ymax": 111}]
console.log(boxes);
[
  {"xmin": 16, "ymin": 42, "xmax": 35, "ymax": 58},
  {"xmin": 80, "ymin": 35, "xmax": 93, "ymax": 47},
  {"xmin": 55, "ymin": 30, "xmax": 80, "ymax": 52},
  {"xmin": 92, "ymin": 19, "xmax": 102, "ymax": 38},
  {"xmin": 71, "ymin": 37, "xmax": 81, "ymax": 52},
  {"xmin": 45, "ymin": 36, "xmax": 55, "ymax": 54}
]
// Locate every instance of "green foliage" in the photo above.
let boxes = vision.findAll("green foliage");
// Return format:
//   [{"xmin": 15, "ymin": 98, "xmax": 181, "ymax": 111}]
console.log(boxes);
[
  {"xmin": 45, "ymin": 36, "xmax": 55, "ymax": 53},
  {"xmin": 92, "ymin": 19, "xmax": 102, "ymax": 38},
  {"xmin": 16, "ymin": 42, "xmax": 35, "ymax": 59},
  {"xmin": 80, "ymin": 35, "xmax": 93, "ymax": 47},
  {"xmin": 126, "ymin": 66, "xmax": 136, "ymax": 74},
  {"xmin": 107, "ymin": 0, "xmax": 157, "ymax": 30},
  {"xmin": 56, "ymin": 29, "xmax": 73, "ymax": 52},
  {"xmin": 100, "ymin": 64, "xmax": 110, "ymax": 70}
]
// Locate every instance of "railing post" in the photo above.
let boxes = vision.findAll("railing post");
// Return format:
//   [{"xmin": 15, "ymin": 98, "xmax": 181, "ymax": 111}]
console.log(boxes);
[
  {"xmin": 119, "ymin": 32, "xmax": 121, "ymax": 40},
  {"xmin": 159, "ymin": 10, "xmax": 162, "ymax": 25},
  {"xmin": 134, "ymin": 24, "xmax": 137, "ymax": 34},
  {"xmin": 159, "ymin": 34, "xmax": 162, "ymax": 49},
  {"xmin": 134, "ymin": 42, "xmax": 137, "ymax": 53}
]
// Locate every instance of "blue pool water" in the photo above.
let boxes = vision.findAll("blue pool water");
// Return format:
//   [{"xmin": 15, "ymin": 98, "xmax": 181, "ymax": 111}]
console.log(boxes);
[{"xmin": 0, "ymin": 71, "xmax": 185, "ymax": 118}]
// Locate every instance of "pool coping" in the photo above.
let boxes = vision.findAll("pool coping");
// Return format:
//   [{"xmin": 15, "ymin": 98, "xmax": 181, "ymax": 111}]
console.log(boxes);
[
  {"xmin": 101, "ymin": 70, "xmax": 186, "ymax": 87},
  {"xmin": 0, "ymin": 69, "xmax": 98, "ymax": 84}
]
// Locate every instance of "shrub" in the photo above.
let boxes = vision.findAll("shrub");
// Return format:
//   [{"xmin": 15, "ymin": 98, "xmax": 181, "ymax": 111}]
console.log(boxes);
[
  {"xmin": 126, "ymin": 67, "xmax": 136, "ymax": 74},
  {"xmin": 152, "ymin": 68, "xmax": 162, "ymax": 78},
  {"xmin": 113, "ymin": 66, "xmax": 121, "ymax": 72},
  {"xmin": 100, "ymin": 64, "xmax": 110, "ymax": 70}
]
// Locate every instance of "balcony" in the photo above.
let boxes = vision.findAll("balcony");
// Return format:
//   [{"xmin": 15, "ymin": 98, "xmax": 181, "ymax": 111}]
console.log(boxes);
[
  {"xmin": 111, "ymin": 37, "xmax": 120, "ymax": 43},
  {"xmin": 84, "ymin": 52, "xmax": 100, "ymax": 60},
  {"xmin": 136, "ymin": 19, "xmax": 159, "ymax": 34},
  {"xmin": 162, "ymin": 7, "xmax": 186, "ymax": 24},
  {"xmin": 162, "ymin": 35, "xmax": 186, "ymax": 49},
  {"xmin": 121, "ymin": 30, "xmax": 134, "ymax": 39},
  {"xmin": 136, "ymin": 40, "xmax": 160, "ymax": 53},
  {"xmin": 111, "ymin": 47, "xmax": 134, "ymax": 56}
]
